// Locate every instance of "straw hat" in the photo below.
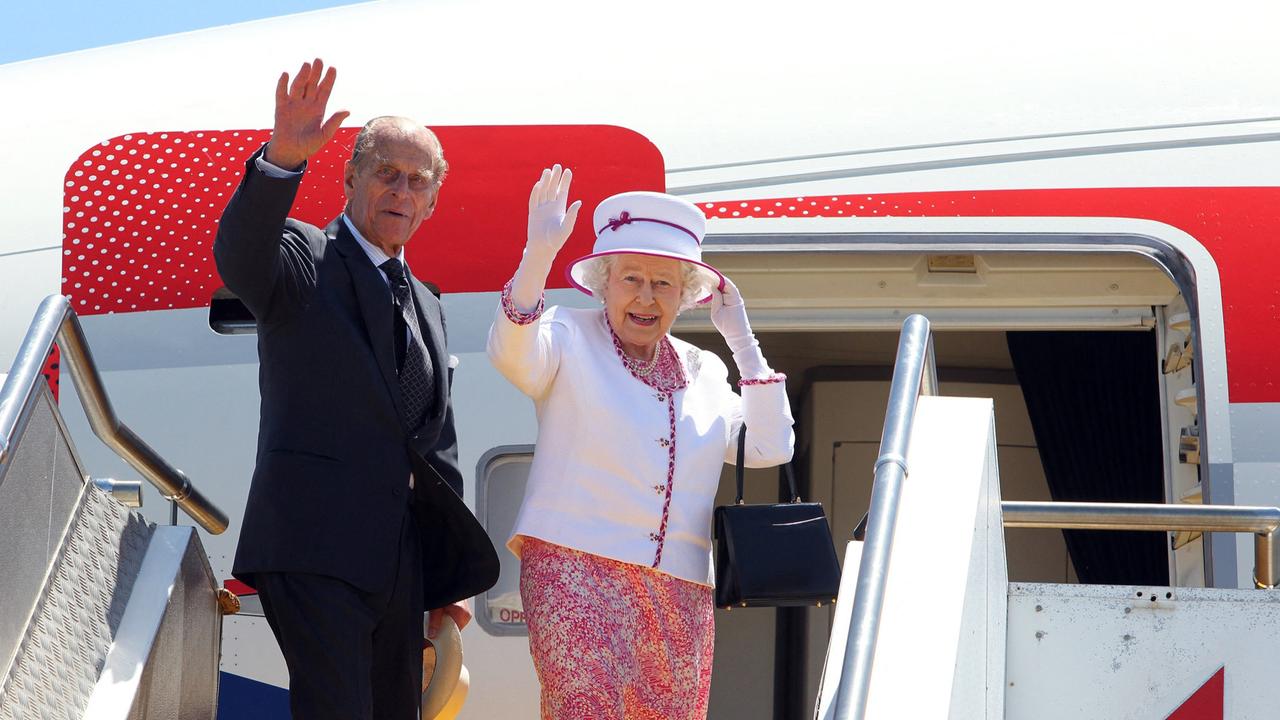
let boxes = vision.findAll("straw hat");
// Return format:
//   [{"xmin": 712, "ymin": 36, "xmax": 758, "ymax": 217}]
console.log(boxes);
[{"xmin": 421, "ymin": 614, "xmax": 469, "ymax": 719}]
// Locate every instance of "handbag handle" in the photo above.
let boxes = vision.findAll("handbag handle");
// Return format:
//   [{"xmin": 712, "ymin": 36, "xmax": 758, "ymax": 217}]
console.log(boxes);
[{"xmin": 735, "ymin": 424, "xmax": 801, "ymax": 504}]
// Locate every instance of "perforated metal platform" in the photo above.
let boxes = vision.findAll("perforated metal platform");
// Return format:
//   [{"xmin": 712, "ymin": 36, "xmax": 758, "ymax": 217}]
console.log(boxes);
[
  {"xmin": 0, "ymin": 379, "xmax": 219, "ymax": 720},
  {"xmin": 0, "ymin": 485, "xmax": 152, "ymax": 719}
]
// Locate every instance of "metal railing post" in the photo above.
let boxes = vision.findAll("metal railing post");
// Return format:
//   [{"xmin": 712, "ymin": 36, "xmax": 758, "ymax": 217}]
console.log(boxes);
[
  {"xmin": 0, "ymin": 295, "xmax": 227, "ymax": 534},
  {"xmin": 0, "ymin": 298, "xmax": 64, "ymax": 464},
  {"xmin": 1003, "ymin": 501, "xmax": 1280, "ymax": 589},
  {"xmin": 833, "ymin": 314, "xmax": 937, "ymax": 719}
]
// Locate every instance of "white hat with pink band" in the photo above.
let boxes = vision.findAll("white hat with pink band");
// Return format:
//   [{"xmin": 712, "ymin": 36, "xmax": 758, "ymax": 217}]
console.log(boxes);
[{"xmin": 565, "ymin": 191, "xmax": 725, "ymax": 303}]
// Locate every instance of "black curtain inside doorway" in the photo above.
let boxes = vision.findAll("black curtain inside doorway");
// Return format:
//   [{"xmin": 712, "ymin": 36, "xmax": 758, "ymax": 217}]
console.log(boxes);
[{"xmin": 1006, "ymin": 331, "xmax": 1169, "ymax": 586}]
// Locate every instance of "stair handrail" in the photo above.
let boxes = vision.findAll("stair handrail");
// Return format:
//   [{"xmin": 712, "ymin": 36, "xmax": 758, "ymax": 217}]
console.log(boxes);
[
  {"xmin": 830, "ymin": 313, "xmax": 937, "ymax": 720},
  {"xmin": 0, "ymin": 295, "xmax": 227, "ymax": 534},
  {"xmin": 1003, "ymin": 500, "xmax": 1280, "ymax": 588}
]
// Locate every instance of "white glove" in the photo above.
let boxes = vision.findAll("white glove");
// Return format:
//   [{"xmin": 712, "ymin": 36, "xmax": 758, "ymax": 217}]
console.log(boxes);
[
  {"xmin": 510, "ymin": 165, "xmax": 581, "ymax": 311},
  {"xmin": 709, "ymin": 277, "xmax": 771, "ymax": 379},
  {"xmin": 525, "ymin": 164, "xmax": 581, "ymax": 262}
]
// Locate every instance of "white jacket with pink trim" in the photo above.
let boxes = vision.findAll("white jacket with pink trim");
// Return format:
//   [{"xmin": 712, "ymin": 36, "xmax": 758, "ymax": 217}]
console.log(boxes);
[{"xmin": 486, "ymin": 304, "xmax": 794, "ymax": 586}]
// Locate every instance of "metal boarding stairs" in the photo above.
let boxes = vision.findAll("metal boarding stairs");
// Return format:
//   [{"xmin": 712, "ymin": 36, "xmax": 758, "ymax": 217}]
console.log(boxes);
[
  {"xmin": 0, "ymin": 296, "xmax": 229, "ymax": 719},
  {"xmin": 813, "ymin": 315, "xmax": 1280, "ymax": 720}
]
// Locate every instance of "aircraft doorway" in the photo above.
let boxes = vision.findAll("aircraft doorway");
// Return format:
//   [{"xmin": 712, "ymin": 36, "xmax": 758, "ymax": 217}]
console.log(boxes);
[
  {"xmin": 681, "ymin": 326, "xmax": 1170, "ymax": 719},
  {"xmin": 671, "ymin": 242, "xmax": 1204, "ymax": 719}
]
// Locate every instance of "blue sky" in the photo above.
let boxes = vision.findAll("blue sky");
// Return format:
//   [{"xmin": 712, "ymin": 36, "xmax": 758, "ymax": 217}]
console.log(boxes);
[{"xmin": 1, "ymin": 0, "xmax": 369, "ymax": 65}]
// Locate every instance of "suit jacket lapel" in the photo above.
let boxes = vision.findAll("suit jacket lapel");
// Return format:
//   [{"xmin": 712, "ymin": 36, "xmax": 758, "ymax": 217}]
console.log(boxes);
[{"xmin": 327, "ymin": 218, "xmax": 407, "ymax": 423}]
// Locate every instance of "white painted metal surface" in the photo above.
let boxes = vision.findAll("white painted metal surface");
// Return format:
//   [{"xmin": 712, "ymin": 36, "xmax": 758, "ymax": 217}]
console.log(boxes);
[
  {"xmin": 817, "ymin": 395, "xmax": 1007, "ymax": 719},
  {"xmin": 1006, "ymin": 582, "xmax": 1280, "ymax": 719},
  {"xmin": 814, "ymin": 539, "xmax": 863, "ymax": 719}
]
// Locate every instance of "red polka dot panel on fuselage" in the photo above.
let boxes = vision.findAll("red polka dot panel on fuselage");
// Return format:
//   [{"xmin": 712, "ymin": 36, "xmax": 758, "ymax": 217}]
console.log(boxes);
[
  {"xmin": 59, "ymin": 126, "xmax": 665, "ymax": 317},
  {"xmin": 62, "ymin": 131, "xmax": 271, "ymax": 315}
]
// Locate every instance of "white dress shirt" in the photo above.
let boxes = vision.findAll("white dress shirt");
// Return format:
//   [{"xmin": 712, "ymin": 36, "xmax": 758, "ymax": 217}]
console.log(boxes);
[
  {"xmin": 342, "ymin": 216, "xmax": 410, "ymax": 292},
  {"xmin": 488, "ymin": 305, "xmax": 794, "ymax": 586}
]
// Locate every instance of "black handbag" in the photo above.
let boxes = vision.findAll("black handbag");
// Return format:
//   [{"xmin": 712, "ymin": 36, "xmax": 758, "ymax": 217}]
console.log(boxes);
[{"xmin": 713, "ymin": 426, "xmax": 842, "ymax": 609}]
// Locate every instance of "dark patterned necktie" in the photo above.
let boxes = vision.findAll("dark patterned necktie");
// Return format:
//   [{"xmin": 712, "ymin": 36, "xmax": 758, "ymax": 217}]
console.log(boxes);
[{"xmin": 379, "ymin": 259, "xmax": 434, "ymax": 430}]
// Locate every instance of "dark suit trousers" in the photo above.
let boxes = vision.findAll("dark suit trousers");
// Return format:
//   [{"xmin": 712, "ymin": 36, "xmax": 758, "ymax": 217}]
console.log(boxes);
[{"xmin": 256, "ymin": 506, "xmax": 424, "ymax": 720}]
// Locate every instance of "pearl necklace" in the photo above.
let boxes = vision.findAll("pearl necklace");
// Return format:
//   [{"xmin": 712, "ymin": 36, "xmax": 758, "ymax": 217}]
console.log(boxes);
[
  {"xmin": 621, "ymin": 344, "xmax": 662, "ymax": 377},
  {"xmin": 605, "ymin": 311, "xmax": 667, "ymax": 380}
]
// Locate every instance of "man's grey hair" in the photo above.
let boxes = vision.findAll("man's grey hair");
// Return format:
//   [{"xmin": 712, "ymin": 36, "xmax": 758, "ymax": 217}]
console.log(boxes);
[
  {"xmin": 579, "ymin": 255, "xmax": 716, "ymax": 312},
  {"xmin": 350, "ymin": 116, "xmax": 449, "ymax": 186}
]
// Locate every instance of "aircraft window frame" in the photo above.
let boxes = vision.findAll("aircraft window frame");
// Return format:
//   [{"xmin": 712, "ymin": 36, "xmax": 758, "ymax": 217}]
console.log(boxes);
[
  {"xmin": 474, "ymin": 444, "xmax": 536, "ymax": 637},
  {"xmin": 208, "ymin": 287, "xmax": 255, "ymax": 335}
]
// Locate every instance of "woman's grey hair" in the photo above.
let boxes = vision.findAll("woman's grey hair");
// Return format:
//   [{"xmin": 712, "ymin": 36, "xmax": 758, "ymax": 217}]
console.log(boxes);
[{"xmin": 579, "ymin": 255, "xmax": 716, "ymax": 311}]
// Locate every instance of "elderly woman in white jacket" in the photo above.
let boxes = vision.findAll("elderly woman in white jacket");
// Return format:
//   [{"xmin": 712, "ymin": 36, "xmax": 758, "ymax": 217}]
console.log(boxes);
[{"xmin": 487, "ymin": 165, "xmax": 793, "ymax": 720}]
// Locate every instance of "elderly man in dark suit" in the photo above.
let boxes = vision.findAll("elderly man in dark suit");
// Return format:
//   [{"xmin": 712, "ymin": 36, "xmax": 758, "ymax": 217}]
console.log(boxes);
[{"xmin": 213, "ymin": 58, "xmax": 498, "ymax": 719}]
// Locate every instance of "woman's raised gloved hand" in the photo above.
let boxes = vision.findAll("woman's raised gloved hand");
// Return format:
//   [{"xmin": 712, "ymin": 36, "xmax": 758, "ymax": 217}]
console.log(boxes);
[
  {"xmin": 510, "ymin": 164, "xmax": 582, "ymax": 312},
  {"xmin": 525, "ymin": 164, "xmax": 581, "ymax": 263},
  {"xmin": 709, "ymin": 276, "xmax": 771, "ymax": 379}
]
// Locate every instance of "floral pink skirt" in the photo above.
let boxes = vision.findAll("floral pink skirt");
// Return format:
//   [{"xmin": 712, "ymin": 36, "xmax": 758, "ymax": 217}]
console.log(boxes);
[{"xmin": 518, "ymin": 536, "xmax": 715, "ymax": 720}]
